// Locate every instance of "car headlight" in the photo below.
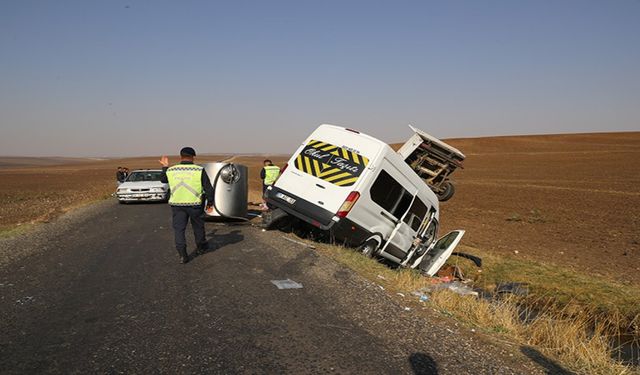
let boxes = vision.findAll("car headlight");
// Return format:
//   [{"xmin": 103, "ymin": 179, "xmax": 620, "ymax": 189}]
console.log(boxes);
[
  {"xmin": 151, "ymin": 187, "xmax": 166, "ymax": 192},
  {"xmin": 117, "ymin": 188, "xmax": 126, "ymax": 193}
]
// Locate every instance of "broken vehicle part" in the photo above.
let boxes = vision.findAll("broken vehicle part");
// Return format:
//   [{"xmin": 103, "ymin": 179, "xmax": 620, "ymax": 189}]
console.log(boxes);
[
  {"xmin": 424, "ymin": 281, "xmax": 479, "ymax": 297},
  {"xmin": 397, "ymin": 125, "xmax": 466, "ymax": 202},
  {"xmin": 270, "ymin": 279, "xmax": 303, "ymax": 290},
  {"xmin": 451, "ymin": 252, "xmax": 482, "ymax": 268},
  {"xmin": 418, "ymin": 230, "xmax": 466, "ymax": 276},
  {"xmin": 495, "ymin": 282, "xmax": 529, "ymax": 296},
  {"xmin": 436, "ymin": 265, "xmax": 465, "ymax": 280}
]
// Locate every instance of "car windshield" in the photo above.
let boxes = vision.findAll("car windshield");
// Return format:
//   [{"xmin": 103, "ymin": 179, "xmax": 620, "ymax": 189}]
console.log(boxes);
[{"xmin": 126, "ymin": 171, "xmax": 163, "ymax": 182}]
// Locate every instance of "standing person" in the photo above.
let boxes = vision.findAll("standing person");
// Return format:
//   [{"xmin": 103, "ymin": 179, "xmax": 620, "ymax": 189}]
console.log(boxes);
[
  {"xmin": 123, "ymin": 167, "xmax": 130, "ymax": 180},
  {"xmin": 159, "ymin": 147, "xmax": 215, "ymax": 264},
  {"xmin": 260, "ymin": 160, "xmax": 280, "ymax": 210},
  {"xmin": 116, "ymin": 167, "xmax": 126, "ymax": 184}
]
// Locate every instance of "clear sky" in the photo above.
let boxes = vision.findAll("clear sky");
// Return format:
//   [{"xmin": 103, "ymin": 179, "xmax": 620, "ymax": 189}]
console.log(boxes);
[{"xmin": 1, "ymin": 1, "xmax": 639, "ymax": 157}]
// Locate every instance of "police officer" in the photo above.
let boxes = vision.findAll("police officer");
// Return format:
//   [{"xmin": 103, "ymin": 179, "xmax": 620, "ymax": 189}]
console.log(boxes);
[
  {"xmin": 159, "ymin": 147, "xmax": 215, "ymax": 264},
  {"xmin": 260, "ymin": 159, "xmax": 281, "ymax": 195},
  {"xmin": 260, "ymin": 160, "xmax": 281, "ymax": 210}
]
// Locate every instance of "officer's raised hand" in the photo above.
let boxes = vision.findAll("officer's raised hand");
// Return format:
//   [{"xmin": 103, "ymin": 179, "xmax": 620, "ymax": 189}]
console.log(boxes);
[{"xmin": 159, "ymin": 155, "xmax": 169, "ymax": 167}]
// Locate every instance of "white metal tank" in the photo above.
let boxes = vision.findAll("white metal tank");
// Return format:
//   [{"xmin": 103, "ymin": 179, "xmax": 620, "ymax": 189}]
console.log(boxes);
[{"xmin": 202, "ymin": 162, "xmax": 248, "ymax": 219}]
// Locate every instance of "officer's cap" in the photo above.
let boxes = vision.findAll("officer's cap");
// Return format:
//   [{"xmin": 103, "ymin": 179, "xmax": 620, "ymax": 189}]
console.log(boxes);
[{"xmin": 180, "ymin": 147, "xmax": 196, "ymax": 157}]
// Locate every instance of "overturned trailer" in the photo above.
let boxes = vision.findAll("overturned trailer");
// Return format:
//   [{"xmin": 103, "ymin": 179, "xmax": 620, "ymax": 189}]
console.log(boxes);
[
  {"xmin": 398, "ymin": 125, "xmax": 465, "ymax": 202},
  {"xmin": 202, "ymin": 162, "xmax": 248, "ymax": 220}
]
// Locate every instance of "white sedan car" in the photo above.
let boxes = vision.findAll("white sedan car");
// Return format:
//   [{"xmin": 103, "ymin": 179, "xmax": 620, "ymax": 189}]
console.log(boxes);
[{"xmin": 116, "ymin": 169, "xmax": 169, "ymax": 203}]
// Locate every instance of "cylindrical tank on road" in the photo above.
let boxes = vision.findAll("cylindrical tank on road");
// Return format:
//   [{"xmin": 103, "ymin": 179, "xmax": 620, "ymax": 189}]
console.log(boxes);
[{"xmin": 202, "ymin": 162, "xmax": 248, "ymax": 219}]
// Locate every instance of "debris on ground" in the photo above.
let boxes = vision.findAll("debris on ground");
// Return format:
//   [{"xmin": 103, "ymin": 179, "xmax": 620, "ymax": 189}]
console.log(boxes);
[
  {"xmin": 16, "ymin": 296, "xmax": 35, "ymax": 305},
  {"xmin": 416, "ymin": 281, "xmax": 479, "ymax": 297},
  {"xmin": 431, "ymin": 275, "xmax": 453, "ymax": 283},
  {"xmin": 411, "ymin": 291, "xmax": 431, "ymax": 302},
  {"xmin": 281, "ymin": 236, "xmax": 316, "ymax": 249},
  {"xmin": 495, "ymin": 282, "xmax": 529, "ymax": 296},
  {"xmin": 436, "ymin": 265, "xmax": 465, "ymax": 280},
  {"xmin": 270, "ymin": 279, "xmax": 303, "ymax": 289},
  {"xmin": 377, "ymin": 274, "xmax": 386, "ymax": 280},
  {"xmin": 434, "ymin": 281, "xmax": 479, "ymax": 296},
  {"xmin": 451, "ymin": 252, "xmax": 482, "ymax": 267}
]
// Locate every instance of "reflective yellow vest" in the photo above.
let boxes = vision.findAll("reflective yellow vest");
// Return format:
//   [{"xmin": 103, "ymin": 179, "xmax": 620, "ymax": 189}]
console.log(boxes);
[
  {"xmin": 263, "ymin": 165, "xmax": 281, "ymax": 185},
  {"xmin": 166, "ymin": 165, "xmax": 204, "ymax": 206}
]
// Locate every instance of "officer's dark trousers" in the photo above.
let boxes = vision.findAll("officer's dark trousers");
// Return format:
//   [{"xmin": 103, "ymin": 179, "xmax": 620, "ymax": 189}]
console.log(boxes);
[{"xmin": 171, "ymin": 205, "xmax": 208, "ymax": 258}]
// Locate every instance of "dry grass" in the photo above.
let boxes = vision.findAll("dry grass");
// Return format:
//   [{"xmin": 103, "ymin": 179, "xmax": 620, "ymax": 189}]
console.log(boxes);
[
  {"xmin": 304, "ymin": 239, "xmax": 639, "ymax": 375},
  {"xmin": 452, "ymin": 244, "xmax": 640, "ymax": 326},
  {"xmin": 430, "ymin": 290, "xmax": 634, "ymax": 375}
]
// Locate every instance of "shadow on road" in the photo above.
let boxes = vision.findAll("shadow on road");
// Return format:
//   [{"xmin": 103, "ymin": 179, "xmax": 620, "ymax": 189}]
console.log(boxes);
[
  {"xmin": 117, "ymin": 200, "xmax": 168, "ymax": 205},
  {"xmin": 520, "ymin": 346, "xmax": 575, "ymax": 375},
  {"xmin": 195, "ymin": 229, "xmax": 244, "ymax": 258},
  {"xmin": 409, "ymin": 352, "xmax": 438, "ymax": 374}
]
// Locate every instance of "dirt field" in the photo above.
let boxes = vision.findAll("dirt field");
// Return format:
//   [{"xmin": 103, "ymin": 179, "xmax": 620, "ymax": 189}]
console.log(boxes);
[
  {"xmin": 1, "ymin": 132, "xmax": 639, "ymax": 284},
  {"xmin": 0, "ymin": 155, "xmax": 288, "ymax": 234},
  {"xmin": 433, "ymin": 132, "xmax": 640, "ymax": 285}
]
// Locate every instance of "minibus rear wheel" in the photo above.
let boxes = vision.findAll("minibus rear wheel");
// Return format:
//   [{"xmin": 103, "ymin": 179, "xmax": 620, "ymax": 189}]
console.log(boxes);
[
  {"xmin": 263, "ymin": 208, "xmax": 292, "ymax": 231},
  {"xmin": 358, "ymin": 239, "xmax": 380, "ymax": 258}
]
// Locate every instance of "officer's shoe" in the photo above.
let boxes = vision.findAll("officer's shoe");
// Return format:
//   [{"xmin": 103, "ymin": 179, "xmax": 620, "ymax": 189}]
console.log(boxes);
[
  {"xmin": 180, "ymin": 256, "xmax": 190, "ymax": 264},
  {"xmin": 196, "ymin": 244, "xmax": 210, "ymax": 255}
]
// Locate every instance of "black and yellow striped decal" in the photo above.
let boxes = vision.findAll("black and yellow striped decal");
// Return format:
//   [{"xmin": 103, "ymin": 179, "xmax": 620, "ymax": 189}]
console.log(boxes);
[{"xmin": 294, "ymin": 140, "xmax": 369, "ymax": 187}]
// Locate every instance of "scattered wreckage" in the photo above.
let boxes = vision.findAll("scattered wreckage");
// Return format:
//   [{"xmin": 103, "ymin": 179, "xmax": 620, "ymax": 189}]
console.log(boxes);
[{"xmin": 264, "ymin": 124, "xmax": 468, "ymax": 274}]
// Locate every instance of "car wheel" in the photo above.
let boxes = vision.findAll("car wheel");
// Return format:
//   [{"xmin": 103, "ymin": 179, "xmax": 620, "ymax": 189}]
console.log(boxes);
[
  {"xmin": 436, "ymin": 180, "xmax": 456, "ymax": 202},
  {"xmin": 263, "ymin": 208, "xmax": 291, "ymax": 231},
  {"xmin": 358, "ymin": 239, "xmax": 380, "ymax": 258}
]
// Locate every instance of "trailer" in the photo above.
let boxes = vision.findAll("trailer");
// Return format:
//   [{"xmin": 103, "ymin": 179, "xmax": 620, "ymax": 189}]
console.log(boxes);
[{"xmin": 397, "ymin": 125, "xmax": 466, "ymax": 201}]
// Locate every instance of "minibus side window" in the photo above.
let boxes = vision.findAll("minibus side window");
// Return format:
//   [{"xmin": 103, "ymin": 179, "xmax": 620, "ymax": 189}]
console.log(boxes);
[
  {"xmin": 394, "ymin": 190, "xmax": 413, "ymax": 218},
  {"xmin": 403, "ymin": 198, "xmax": 428, "ymax": 231},
  {"xmin": 370, "ymin": 170, "xmax": 411, "ymax": 219}
]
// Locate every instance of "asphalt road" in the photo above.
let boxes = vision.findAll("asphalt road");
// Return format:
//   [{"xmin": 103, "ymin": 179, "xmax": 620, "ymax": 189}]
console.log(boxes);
[{"xmin": 0, "ymin": 201, "xmax": 566, "ymax": 374}]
